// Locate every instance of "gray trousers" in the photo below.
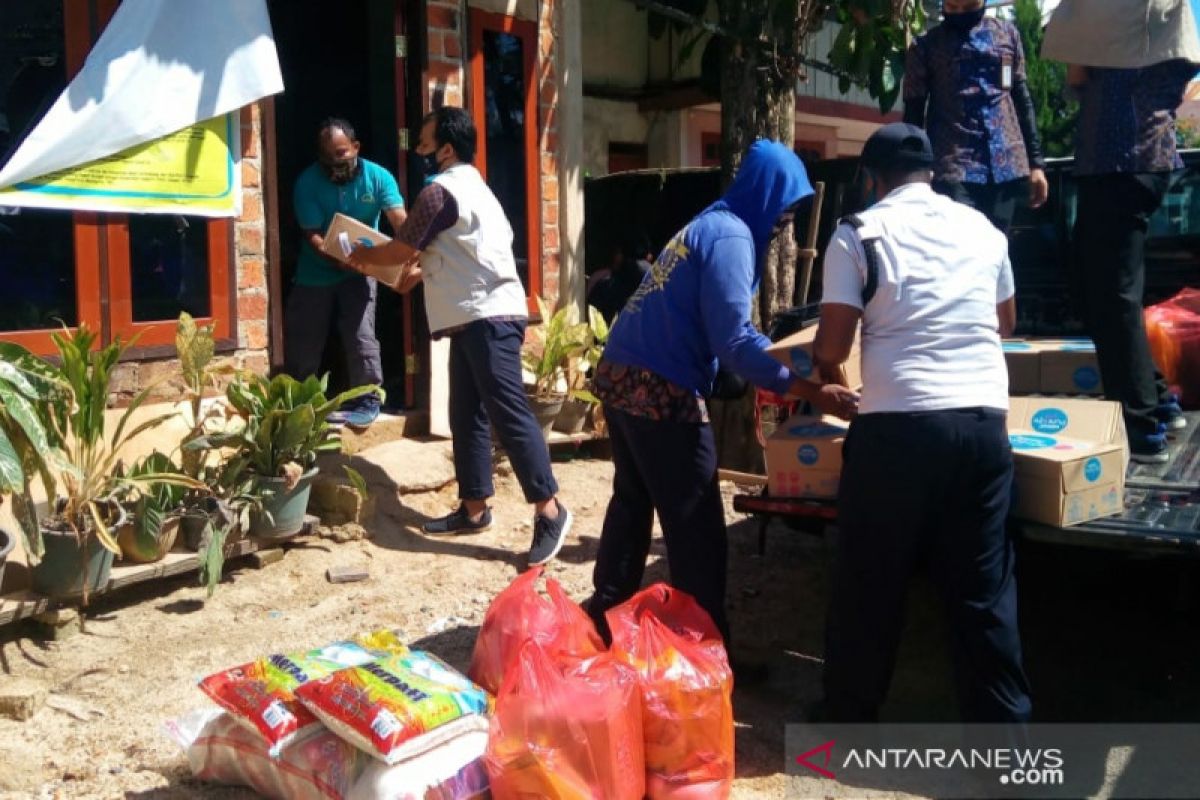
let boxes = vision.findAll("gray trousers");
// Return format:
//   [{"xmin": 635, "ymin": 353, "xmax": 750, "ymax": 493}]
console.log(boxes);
[{"xmin": 283, "ymin": 275, "xmax": 383, "ymax": 389}]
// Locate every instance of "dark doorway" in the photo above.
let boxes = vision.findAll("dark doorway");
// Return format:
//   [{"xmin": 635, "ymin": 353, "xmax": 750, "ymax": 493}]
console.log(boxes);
[{"xmin": 267, "ymin": 0, "xmax": 419, "ymax": 408}]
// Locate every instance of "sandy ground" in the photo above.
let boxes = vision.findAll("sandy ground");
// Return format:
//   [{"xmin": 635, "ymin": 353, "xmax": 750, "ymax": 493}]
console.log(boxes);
[{"xmin": 1, "ymin": 451, "xmax": 1199, "ymax": 799}]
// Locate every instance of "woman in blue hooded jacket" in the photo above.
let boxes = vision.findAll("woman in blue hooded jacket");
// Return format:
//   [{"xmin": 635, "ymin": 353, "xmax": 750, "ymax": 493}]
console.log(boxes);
[{"xmin": 585, "ymin": 140, "xmax": 859, "ymax": 646}]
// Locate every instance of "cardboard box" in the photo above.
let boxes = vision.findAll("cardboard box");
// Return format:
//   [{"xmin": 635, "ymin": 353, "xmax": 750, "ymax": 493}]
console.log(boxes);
[
  {"xmin": 1007, "ymin": 396, "xmax": 1127, "ymax": 459},
  {"xmin": 1037, "ymin": 338, "xmax": 1103, "ymax": 395},
  {"xmin": 1002, "ymin": 338, "xmax": 1104, "ymax": 396},
  {"xmin": 320, "ymin": 213, "xmax": 411, "ymax": 286},
  {"xmin": 765, "ymin": 325, "xmax": 863, "ymax": 389},
  {"xmin": 765, "ymin": 413, "xmax": 848, "ymax": 498},
  {"xmin": 1007, "ymin": 396, "xmax": 1127, "ymax": 526},
  {"xmin": 1008, "ymin": 431, "xmax": 1125, "ymax": 526},
  {"xmin": 1002, "ymin": 340, "xmax": 1042, "ymax": 395}
]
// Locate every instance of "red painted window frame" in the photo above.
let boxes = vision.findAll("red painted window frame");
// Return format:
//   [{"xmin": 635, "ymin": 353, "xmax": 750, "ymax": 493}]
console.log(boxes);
[
  {"xmin": 467, "ymin": 9, "xmax": 542, "ymax": 315},
  {"xmin": 1, "ymin": 0, "xmax": 237, "ymax": 354}
]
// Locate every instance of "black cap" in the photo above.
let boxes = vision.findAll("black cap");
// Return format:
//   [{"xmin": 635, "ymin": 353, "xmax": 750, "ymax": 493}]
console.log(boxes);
[{"xmin": 860, "ymin": 123, "xmax": 934, "ymax": 171}]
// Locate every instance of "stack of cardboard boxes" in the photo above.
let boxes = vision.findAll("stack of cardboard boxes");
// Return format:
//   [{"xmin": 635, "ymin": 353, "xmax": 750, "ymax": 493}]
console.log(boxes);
[
  {"xmin": 759, "ymin": 327, "xmax": 1127, "ymax": 528},
  {"xmin": 761, "ymin": 325, "xmax": 859, "ymax": 500}
]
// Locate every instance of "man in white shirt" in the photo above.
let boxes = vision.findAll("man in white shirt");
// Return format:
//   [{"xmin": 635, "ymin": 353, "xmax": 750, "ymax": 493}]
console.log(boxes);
[
  {"xmin": 349, "ymin": 107, "xmax": 571, "ymax": 566},
  {"xmin": 813, "ymin": 123, "xmax": 1031, "ymax": 723}
]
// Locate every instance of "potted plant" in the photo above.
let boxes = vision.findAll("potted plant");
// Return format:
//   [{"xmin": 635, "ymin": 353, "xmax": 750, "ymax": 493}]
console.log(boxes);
[
  {"xmin": 522, "ymin": 297, "xmax": 590, "ymax": 439},
  {"xmin": 114, "ymin": 451, "xmax": 187, "ymax": 564},
  {"xmin": 171, "ymin": 313, "xmax": 238, "ymax": 550},
  {"xmin": 554, "ymin": 305, "xmax": 610, "ymax": 435},
  {"xmin": 189, "ymin": 372, "xmax": 381, "ymax": 541},
  {"xmin": 0, "ymin": 340, "xmax": 71, "ymax": 592},
  {"xmin": 26, "ymin": 327, "xmax": 201, "ymax": 603}
]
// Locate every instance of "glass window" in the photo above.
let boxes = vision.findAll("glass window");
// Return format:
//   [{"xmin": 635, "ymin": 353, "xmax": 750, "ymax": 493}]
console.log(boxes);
[
  {"xmin": 482, "ymin": 29, "xmax": 530, "ymax": 291},
  {"xmin": 0, "ymin": 1, "xmax": 77, "ymax": 332},
  {"xmin": 128, "ymin": 214, "xmax": 212, "ymax": 322}
]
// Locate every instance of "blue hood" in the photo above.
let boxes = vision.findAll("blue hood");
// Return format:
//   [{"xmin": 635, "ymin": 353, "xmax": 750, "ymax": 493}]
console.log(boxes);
[{"xmin": 709, "ymin": 139, "xmax": 814, "ymax": 280}]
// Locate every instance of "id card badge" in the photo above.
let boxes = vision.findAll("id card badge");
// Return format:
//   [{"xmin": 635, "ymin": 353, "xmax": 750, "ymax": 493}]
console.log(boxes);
[{"xmin": 1001, "ymin": 57, "xmax": 1013, "ymax": 90}]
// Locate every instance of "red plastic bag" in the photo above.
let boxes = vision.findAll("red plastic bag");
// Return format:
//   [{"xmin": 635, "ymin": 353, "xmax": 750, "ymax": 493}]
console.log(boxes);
[
  {"xmin": 485, "ymin": 640, "xmax": 645, "ymax": 800},
  {"xmin": 1146, "ymin": 289, "xmax": 1200, "ymax": 409},
  {"xmin": 469, "ymin": 566, "xmax": 604, "ymax": 695},
  {"xmin": 607, "ymin": 584, "xmax": 734, "ymax": 800}
]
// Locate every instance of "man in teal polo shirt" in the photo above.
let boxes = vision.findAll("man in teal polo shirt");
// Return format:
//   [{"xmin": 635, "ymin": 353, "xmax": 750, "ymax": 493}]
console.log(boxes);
[{"xmin": 285, "ymin": 117, "xmax": 406, "ymax": 428}]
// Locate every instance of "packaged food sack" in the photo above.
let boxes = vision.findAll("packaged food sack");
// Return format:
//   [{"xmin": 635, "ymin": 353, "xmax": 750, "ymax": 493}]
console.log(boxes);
[
  {"xmin": 486, "ymin": 640, "xmax": 645, "ymax": 800},
  {"xmin": 295, "ymin": 649, "xmax": 491, "ymax": 765},
  {"xmin": 607, "ymin": 584, "xmax": 734, "ymax": 800},
  {"xmin": 164, "ymin": 707, "xmax": 491, "ymax": 800},
  {"xmin": 469, "ymin": 566, "xmax": 604, "ymax": 695},
  {"xmin": 198, "ymin": 630, "xmax": 407, "ymax": 756}
]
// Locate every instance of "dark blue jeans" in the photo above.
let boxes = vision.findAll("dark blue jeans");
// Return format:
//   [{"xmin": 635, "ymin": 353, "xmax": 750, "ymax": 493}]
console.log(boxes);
[
  {"xmin": 448, "ymin": 319, "xmax": 557, "ymax": 504},
  {"xmin": 823, "ymin": 408, "xmax": 1032, "ymax": 723},
  {"xmin": 587, "ymin": 406, "xmax": 730, "ymax": 643}
]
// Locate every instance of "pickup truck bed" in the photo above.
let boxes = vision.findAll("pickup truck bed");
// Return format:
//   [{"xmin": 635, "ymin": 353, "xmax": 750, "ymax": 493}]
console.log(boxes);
[{"xmin": 1018, "ymin": 412, "xmax": 1200, "ymax": 556}]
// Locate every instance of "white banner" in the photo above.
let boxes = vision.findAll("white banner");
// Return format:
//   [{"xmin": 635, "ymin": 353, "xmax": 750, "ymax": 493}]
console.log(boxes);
[
  {"xmin": 1043, "ymin": 0, "xmax": 1200, "ymax": 70},
  {"xmin": 0, "ymin": 0, "xmax": 283, "ymax": 214}
]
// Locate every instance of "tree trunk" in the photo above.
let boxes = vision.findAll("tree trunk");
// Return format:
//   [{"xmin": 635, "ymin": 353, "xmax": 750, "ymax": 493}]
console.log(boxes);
[{"xmin": 709, "ymin": 0, "xmax": 801, "ymax": 474}]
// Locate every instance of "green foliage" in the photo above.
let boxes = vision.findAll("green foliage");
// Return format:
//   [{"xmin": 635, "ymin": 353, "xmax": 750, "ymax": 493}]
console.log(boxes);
[
  {"xmin": 42, "ymin": 326, "xmax": 202, "ymax": 572},
  {"xmin": 1011, "ymin": 0, "xmax": 1077, "ymax": 157},
  {"xmin": 120, "ymin": 451, "xmax": 188, "ymax": 556},
  {"xmin": 568, "ymin": 305, "xmax": 611, "ymax": 406},
  {"xmin": 189, "ymin": 372, "xmax": 381, "ymax": 479},
  {"xmin": 522, "ymin": 298, "xmax": 591, "ymax": 400},
  {"xmin": 827, "ymin": 1, "xmax": 926, "ymax": 113},
  {"xmin": 0, "ymin": 341, "xmax": 70, "ymax": 560}
]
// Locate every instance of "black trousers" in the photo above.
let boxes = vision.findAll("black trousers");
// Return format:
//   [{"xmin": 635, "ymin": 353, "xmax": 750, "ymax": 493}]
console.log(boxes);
[
  {"xmin": 933, "ymin": 178, "xmax": 1026, "ymax": 233},
  {"xmin": 1074, "ymin": 172, "xmax": 1172, "ymax": 439},
  {"xmin": 587, "ymin": 406, "xmax": 730, "ymax": 644},
  {"xmin": 822, "ymin": 409, "xmax": 1032, "ymax": 723},
  {"xmin": 448, "ymin": 319, "xmax": 557, "ymax": 504}
]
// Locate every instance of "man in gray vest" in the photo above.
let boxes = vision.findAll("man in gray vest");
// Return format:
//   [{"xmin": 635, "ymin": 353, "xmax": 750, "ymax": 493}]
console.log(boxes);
[{"xmin": 349, "ymin": 107, "xmax": 571, "ymax": 566}]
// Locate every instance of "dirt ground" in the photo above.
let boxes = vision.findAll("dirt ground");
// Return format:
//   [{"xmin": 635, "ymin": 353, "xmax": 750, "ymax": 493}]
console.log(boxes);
[{"xmin": 2, "ymin": 448, "xmax": 1199, "ymax": 799}]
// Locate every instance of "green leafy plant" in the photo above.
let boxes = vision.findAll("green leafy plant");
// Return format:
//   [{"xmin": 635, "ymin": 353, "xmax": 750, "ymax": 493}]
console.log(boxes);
[
  {"xmin": 194, "ymin": 372, "xmax": 381, "ymax": 481},
  {"xmin": 0, "ymin": 341, "xmax": 71, "ymax": 560},
  {"xmin": 24, "ymin": 327, "xmax": 203, "ymax": 603},
  {"xmin": 523, "ymin": 297, "xmax": 591, "ymax": 400},
  {"xmin": 117, "ymin": 451, "xmax": 188, "ymax": 557},
  {"xmin": 566, "ymin": 305, "xmax": 611, "ymax": 406}
]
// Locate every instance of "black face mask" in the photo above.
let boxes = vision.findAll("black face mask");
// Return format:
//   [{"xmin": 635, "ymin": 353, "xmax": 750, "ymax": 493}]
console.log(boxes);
[
  {"xmin": 419, "ymin": 150, "xmax": 440, "ymax": 177},
  {"xmin": 943, "ymin": 8, "xmax": 986, "ymax": 31},
  {"xmin": 322, "ymin": 156, "xmax": 359, "ymax": 185}
]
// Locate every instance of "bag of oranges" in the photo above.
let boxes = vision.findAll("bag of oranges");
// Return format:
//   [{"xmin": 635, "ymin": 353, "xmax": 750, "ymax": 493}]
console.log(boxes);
[
  {"xmin": 607, "ymin": 584, "xmax": 734, "ymax": 800},
  {"xmin": 486, "ymin": 639, "xmax": 645, "ymax": 800},
  {"xmin": 469, "ymin": 566, "xmax": 603, "ymax": 695}
]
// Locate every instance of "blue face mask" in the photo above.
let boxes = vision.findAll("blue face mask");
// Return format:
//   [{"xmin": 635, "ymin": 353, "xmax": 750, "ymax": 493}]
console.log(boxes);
[{"xmin": 943, "ymin": 7, "xmax": 986, "ymax": 31}]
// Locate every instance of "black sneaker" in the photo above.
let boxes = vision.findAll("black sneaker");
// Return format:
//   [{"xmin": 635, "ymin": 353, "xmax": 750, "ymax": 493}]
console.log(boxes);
[
  {"xmin": 422, "ymin": 504, "xmax": 492, "ymax": 536},
  {"xmin": 528, "ymin": 502, "xmax": 573, "ymax": 566}
]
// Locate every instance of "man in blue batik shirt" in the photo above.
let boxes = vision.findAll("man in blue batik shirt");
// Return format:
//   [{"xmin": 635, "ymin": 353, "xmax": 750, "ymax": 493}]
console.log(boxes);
[
  {"xmin": 903, "ymin": 0, "xmax": 1048, "ymax": 232},
  {"xmin": 1065, "ymin": 49, "xmax": 1200, "ymax": 462}
]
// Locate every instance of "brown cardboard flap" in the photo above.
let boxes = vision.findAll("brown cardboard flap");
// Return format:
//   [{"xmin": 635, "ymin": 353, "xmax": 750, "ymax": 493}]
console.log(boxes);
[
  {"xmin": 766, "ymin": 326, "xmax": 863, "ymax": 388},
  {"xmin": 320, "ymin": 213, "xmax": 411, "ymax": 286}
]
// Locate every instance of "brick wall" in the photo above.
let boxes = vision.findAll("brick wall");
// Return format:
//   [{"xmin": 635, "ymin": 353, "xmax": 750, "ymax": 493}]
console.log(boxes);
[
  {"xmin": 111, "ymin": 103, "xmax": 272, "ymax": 402},
  {"xmin": 427, "ymin": 0, "xmax": 564, "ymax": 309},
  {"xmin": 427, "ymin": 1, "xmax": 466, "ymax": 108},
  {"xmin": 537, "ymin": 0, "xmax": 561, "ymax": 307}
]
